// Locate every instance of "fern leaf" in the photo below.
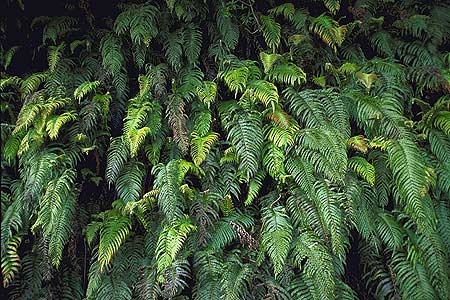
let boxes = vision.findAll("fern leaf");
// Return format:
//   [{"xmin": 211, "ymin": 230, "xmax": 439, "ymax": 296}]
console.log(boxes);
[
  {"xmin": 227, "ymin": 111, "xmax": 263, "ymax": 179},
  {"xmin": 260, "ymin": 206, "xmax": 292, "ymax": 277},
  {"xmin": 190, "ymin": 131, "xmax": 219, "ymax": 166},
  {"xmin": 97, "ymin": 212, "xmax": 131, "ymax": 272},
  {"xmin": 348, "ymin": 156, "xmax": 375, "ymax": 185},
  {"xmin": 260, "ymin": 15, "xmax": 281, "ymax": 51}
]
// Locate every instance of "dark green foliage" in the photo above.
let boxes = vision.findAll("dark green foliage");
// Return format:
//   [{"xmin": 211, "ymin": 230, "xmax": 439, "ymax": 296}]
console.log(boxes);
[{"xmin": 1, "ymin": 0, "xmax": 449, "ymax": 299}]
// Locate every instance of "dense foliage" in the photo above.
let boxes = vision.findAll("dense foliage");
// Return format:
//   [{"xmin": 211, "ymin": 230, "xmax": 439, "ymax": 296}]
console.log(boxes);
[{"xmin": 1, "ymin": 0, "xmax": 450, "ymax": 299}]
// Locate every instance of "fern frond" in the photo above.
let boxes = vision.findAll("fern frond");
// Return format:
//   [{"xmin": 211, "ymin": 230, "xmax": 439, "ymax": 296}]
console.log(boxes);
[
  {"xmin": 196, "ymin": 81, "xmax": 217, "ymax": 108},
  {"xmin": 97, "ymin": 212, "xmax": 131, "ymax": 272},
  {"xmin": 1, "ymin": 235, "xmax": 22, "ymax": 288},
  {"xmin": 260, "ymin": 206, "xmax": 292, "ymax": 277},
  {"xmin": 268, "ymin": 3, "xmax": 295, "ymax": 20},
  {"xmin": 227, "ymin": 111, "xmax": 263, "ymax": 179},
  {"xmin": 190, "ymin": 131, "xmax": 219, "ymax": 166},
  {"xmin": 106, "ymin": 136, "xmax": 130, "ymax": 186},
  {"xmin": 74, "ymin": 81, "xmax": 100, "ymax": 102},
  {"xmin": 387, "ymin": 138, "xmax": 435, "ymax": 232},
  {"xmin": 45, "ymin": 110, "xmax": 77, "ymax": 140},
  {"xmin": 323, "ymin": 0, "xmax": 340, "ymax": 15},
  {"xmin": 348, "ymin": 156, "xmax": 375, "ymax": 185},
  {"xmin": 292, "ymin": 231, "xmax": 335, "ymax": 300},
  {"xmin": 309, "ymin": 14, "xmax": 346, "ymax": 51},
  {"xmin": 156, "ymin": 216, "xmax": 196, "ymax": 276},
  {"xmin": 260, "ymin": 15, "xmax": 281, "ymax": 51},
  {"xmin": 114, "ymin": 3, "xmax": 158, "ymax": 45},
  {"xmin": 184, "ymin": 24, "xmax": 202, "ymax": 66},
  {"xmin": 116, "ymin": 161, "xmax": 145, "ymax": 203},
  {"xmin": 267, "ymin": 63, "xmax": 306, "ymax": 86}
]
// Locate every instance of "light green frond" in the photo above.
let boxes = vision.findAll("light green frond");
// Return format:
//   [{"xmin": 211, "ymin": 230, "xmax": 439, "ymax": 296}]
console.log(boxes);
[
  {"xmin": 155, "ymin": 216, "xmax": 196, "ymax": 276},
  {"xmin": 190, "ymin": 131, "xmax": 219, "ymax": 166},
  {"xmin": 74, "ymin": 81, "xmax": 100, "ymax": 101},
  {"xmin": 45, "ymin": 110, "xmax": 77, "ymax": 140},
  {"xmin": 260, "ymin": 15, "xmax": 281, "ymax": 51},
  {"xmin": 97, "ymin": 211, "xmax": 131, "ymax": 272}
]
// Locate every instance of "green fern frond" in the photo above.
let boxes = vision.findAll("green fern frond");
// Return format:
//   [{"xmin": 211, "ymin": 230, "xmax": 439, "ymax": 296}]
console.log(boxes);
[
  {"xmin": 227, "ymin": 111, "xmax": 263, "ymax": 179},
  {"xmin": 114, "ymin": 3, "xmax": 158, "ymax": 45},
  {"xmin": 116, "ymin": 161, "xmax": 145, "ymax": 203},
  {"xmin": 245, "ymin": 80, "xmax": 279, "ymax": 111},
  {"xmin": 47, "ymin": 43, "xmax": 65, "ymax": 72},
  {"xmin": 260, "ymin": 206, "xmax": 292, "ymax": 277},
  {"xmin": 156, "ymin": 216, "xmax": 196, "ymax": 276},
  {"xmin": 153, "ymin": 160, "xmax": 185, "ymax": 221},
  {"xmin": 97, "ymin": 211, "xmax": 131, "ymax": 272},
  {"xmin": 259, "ymin": 52, "xmax": 282, "ymax": 74},
  {"xmin": 260, "ymin": 15, "xmax": 281, "ymax": 51},
  {"xmin": 184, "ymin": 24, "xmax": 202, "ymax": 66},
  {"xmin": 74, "ymin": 81, "xmax": 100, "ymax": 102},
  {"xmin": 106, "ymin": 136, "xmax": 130, "ymax": 186},
  {"xmin": 245, "ymin": 170, "xmax": 266, "ymax": 206},
  {"xmin": 292, "ymin": 231, "xmax": 335, "ymax": 300},
  {"xmin": 190, "ymin": 131, "xmax": 219, "ymax": 166},
  {"xmin": 309, "ymin": 14, "xmax": 346, "ymax": 51},
  {"xmin": 45, "ymin": 110, "xmax": 77, "ymax": 140},
  {"xmin": 268, "ymin": 3, "xmax": 295, "ymax": 20},
  {"xmin": 1, "ymin": 235, "xmax": 22, "ymax": 288},
  {"xmin": 348, "ymin": 156, "xmax": 375, "ymax": 185},
  {"xmin": 262, "ymin": 142, "xmax": 286, "ymax": 181},
  {"xmin": 20, "ymin": 72, "xmax": 48, "ymax": 96},
  {"xmin": 267, "ymin": 63, "xmax": 306, "ymax": 86},
  {"xmin": 323, "ymin": 0, "xmax": 340, "ymax": 15},
  {"xmin": 42, "ymin": 16, "xmax": 78, "ymax": 44},
  {"xmin": 32, "ymin": 168, "xmax": 77, "ymax": 267},
  {"xmin": 196, "ymin": 81, "xmax": 217, "ymax": 108},
  {"xmin": 387, "ymin": 138, "xmax": 435, "ymax": 232}
]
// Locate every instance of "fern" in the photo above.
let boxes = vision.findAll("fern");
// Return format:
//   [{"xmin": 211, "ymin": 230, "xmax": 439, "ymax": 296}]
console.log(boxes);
[
  {"xmin": 227, "ymin": 111, "xmax": 263, "ymax": 179},
  {"xmin": 114, "ymin": 3, "xmax": 158, "ymax": 45},
  {"xmin": 309, "ymin": 14, "xmax": 346, "ymax": 51},
  {"xmin": 155, "ymin": 216, "xmax": 196, "ymax": 276},
  {"xmin": 260, "ymin": 15, "xmax": 281, "ymax": 52},
  {"xmin": 116, "ymin": 161, "xmax": 145, "ymax": 203},
  {"xmin": 95, "ymin": 211, "xmax": 131, "ymax": 272},
  {"xmin": 387, "ymin": 138, "xmax": 435, "ymax": 232},
  {"xmin": 1, "ymin": 235, "xmax": 22, "ymax": 287},
  {"xmin": 260, "ymin": 206, "xmax": 292, "ymax": 277},
  {"xmin": 190, "ymin": 131, "xmax": 219, "ymax": 166},
  {"xmin": 348, "ymin": 156, "xmax": 375, "ymax": 185}
]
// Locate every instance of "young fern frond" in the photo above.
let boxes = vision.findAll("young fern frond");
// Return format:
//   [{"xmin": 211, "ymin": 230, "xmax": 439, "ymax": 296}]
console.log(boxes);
[
  {"xmin": 309, "ymin": 14, "xmax": 346, "ymax": 51},
  {"xmin": 47, "ymin": 43, "xmax": 65, "ymax": 72},
  {"xmin": 96, "ymin": 211, "xmax": 131, "ymax": 272},
  {"xmin": 73, "ymin": 81, "xmax": 100, "ymax": 102}
]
